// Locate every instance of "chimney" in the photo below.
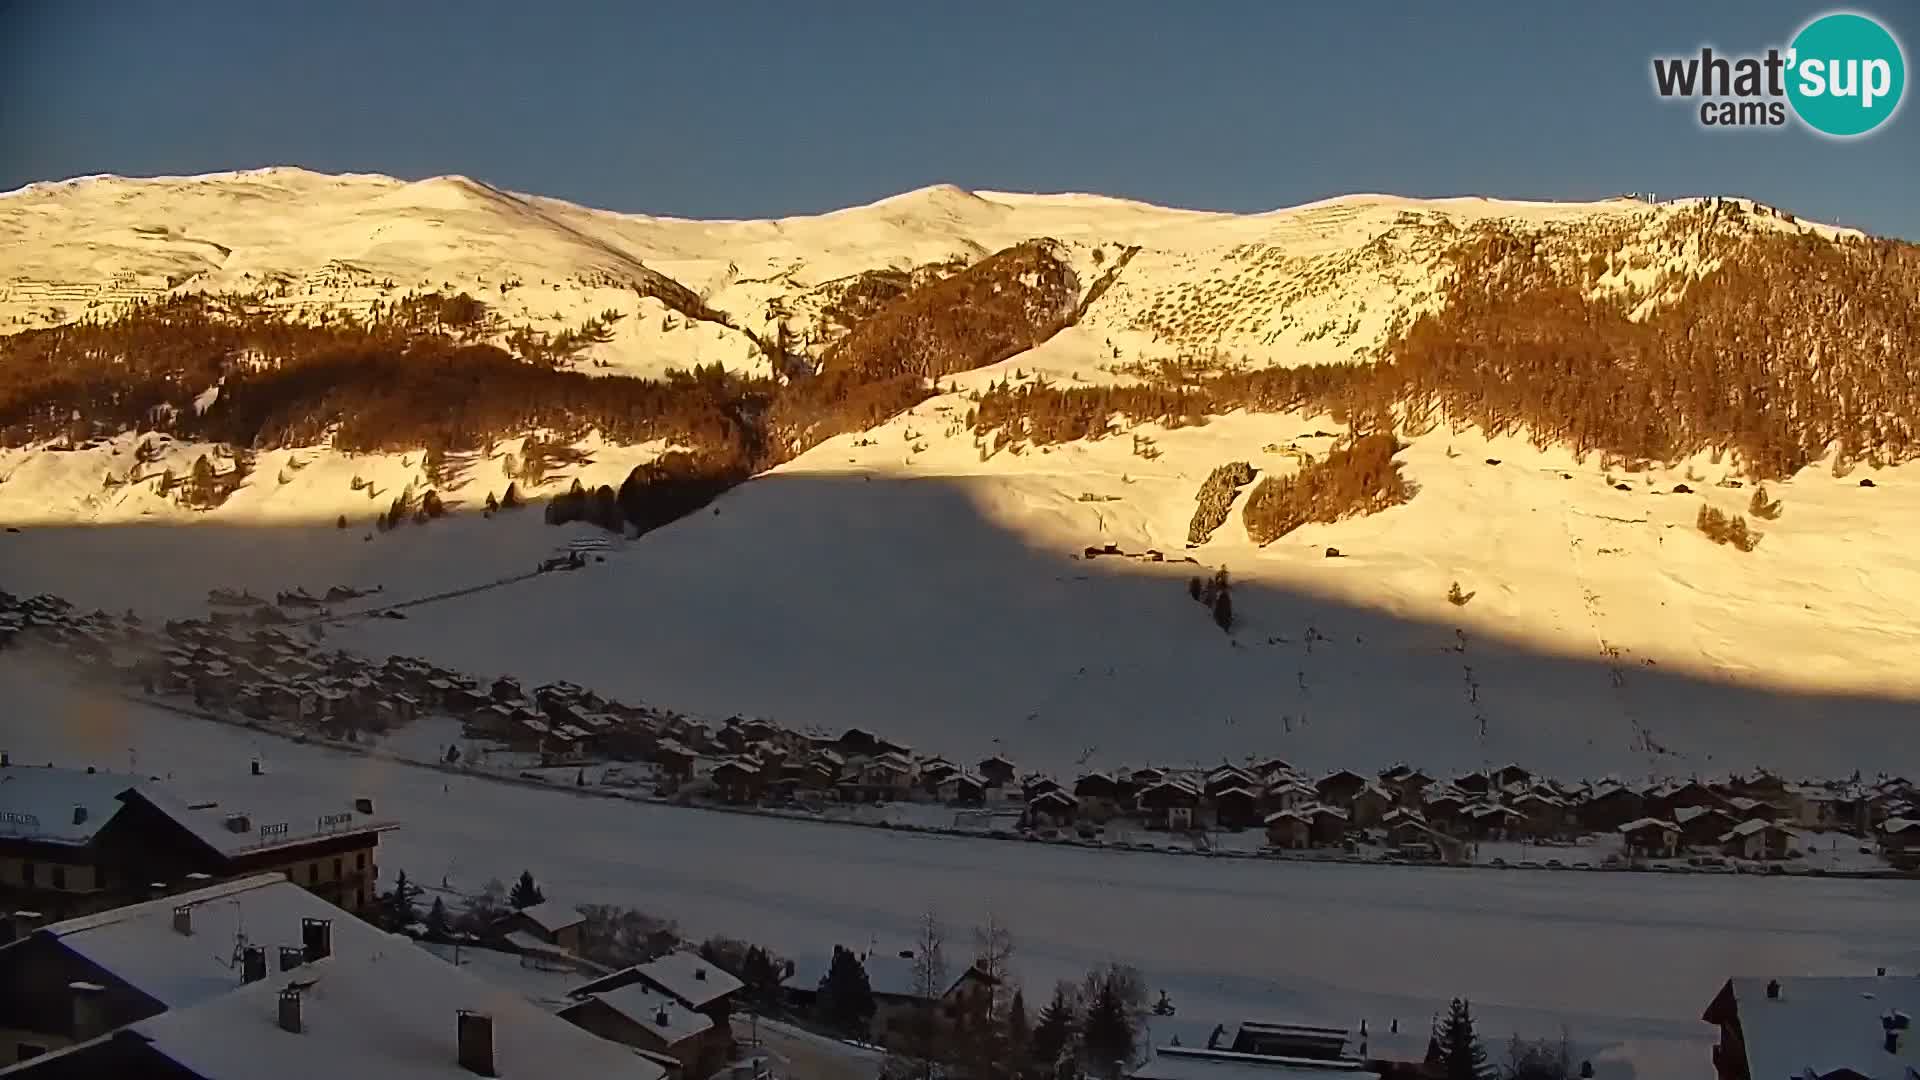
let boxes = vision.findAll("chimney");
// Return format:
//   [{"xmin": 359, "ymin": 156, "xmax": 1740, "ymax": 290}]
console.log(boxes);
[
  {"xmin": 70, "ymin": 981, "xmax": 108, "ymax": 1042},
  {"xmin": 278, "ymin": 987, "xmax": 303, "ymax": 1034},
  {"xmin": 279, "ymin": 945, "xmax": 305, "ymax": 972},
  {"xmin": 172, "ymin": 904, "xmax": 193, "ymax": 936},
  {"xmin": 457, "ymin": 1010, "xmax": 497, "ymax": 1077},
  {"xmin": 251, "ymin": 759, "xmax": 263, "ymax": 777},
  {"xmin": 84, "ymin": 766, "xmax": 95, "ymax": 775},
  {"xmin": 71, "ymin": 805, "xmax": 88, "ymax": 826},
  {"xmin": 302, "ymin": 918, "xmax": 332, "ymax": 962},
  {"xmin": 1880, "ymin": 967, "xmax": 1889, "ymax": 977},
  {"xmin": 2, "ymin": 751, "xmax": 10, "ymax": 767},
  {"xmin": 242, "ymin": 945, "xmax": 267, "ymax": 984},
  {"xmin": 695, "ymin": 967, "xmax": 706, "ymax": 982},
  {"xmin": 225, "ymin": 813, "xmax": 251, "ymax": 834},
  {"xmin": 354, "ymin": 797, "xmax": 375, "ymax": 815},
  {"xmin": 1766, "ymin": 979, "xmax": 1781, "ymax": 1000},
  {"xmin": 655, "ymin": 1007, "xmax": 670, "ymax": 1027},
  {"xmin": 10, "ymin": 911, "xmax": 45, "ymax": 943}
]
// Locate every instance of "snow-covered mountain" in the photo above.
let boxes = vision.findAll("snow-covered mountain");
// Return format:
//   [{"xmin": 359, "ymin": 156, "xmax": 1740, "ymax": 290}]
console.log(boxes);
[{"xmin": 3, "ymin": 168, "xmax": 1915, "ymax": 779}]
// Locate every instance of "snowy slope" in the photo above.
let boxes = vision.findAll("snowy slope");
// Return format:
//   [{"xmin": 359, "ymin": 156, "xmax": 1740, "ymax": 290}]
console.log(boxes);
[{"xmin": 1, "ymin": 169, "xmax": 1912, "ymax": 781}]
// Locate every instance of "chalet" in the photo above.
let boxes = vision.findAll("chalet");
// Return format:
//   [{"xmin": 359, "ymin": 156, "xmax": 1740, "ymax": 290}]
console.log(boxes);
[
  {"xmin": 568, "ymin": 949, "xmax": 744, "ymax": 1066},
  {"xmin": 1724, "ymin": 769, "xmax": 1790, "ymax": 802},
  {"xmin": 977, "ymin": 755, "xmax": 1018, "ymax": 788},
  {"xmin": 1306, "ymin": 806, "xmax": 1351, "ymax": 847},
  {"xmin": 1387, "ymin": 816, "xmax": 1465, "ymax": 864},
  {"xmin": 1879, "ymin": 818, "xmax": 1920, "ymax": 863},
  {"xmin": 850, "ymin": 752, "xmax": 915, "ymax": 803},
  {"xmin": 1650, "ymin": 779, "xmax": 1726, "ymax": 819},
  {"xmin": 1211, "ymin": 787, "xmax": 1260, "ymax": 830},
  {"xmin": 1420, "ymin": 789, "xmax": 1467, "ymax": 832},
  {"xmin": 917, "ymin": 757, "xmax": 958, "ymax": 791},
  {"xmin": 1072, "ymin": 771, "xmax": 1119, "ymax": 804},
  {"xmin": 937, "ymin": 772, "xmax": 987, "ymax": 807},
  {"xmin": 1720, "ymin": 819, "xmax": 1793, "ymax": 861},
  {"xmin": 1348, "ymin": 784, "xmax": 1393, "ymax": 829},
  {"xmin": 0, "ymin": 874, "xmax": 663, "ymax": 1079},
  {"xmin": 1262, "ymin": 779, "xmax": 1317, "ymax": 816},
  {"xmin": 1028, "ymin": 789, "xmax": 1079, "ymax": 827},
  {"xmin": 1676, "ymin": 806, "xmax": 1739, "ymax": 849},
  {"xmin": 1022, "ymin": 775, "xmax": 1063, "ymax": 801},
  {"xmin": 558, "ymin": 986, "xmax": 718, "ymax": 1077},
  {"xmin": 1784, "ymin": 785, "xmax": 1847, "ymax": 830},
  {"xmin": 490, "ymin": 675, "xmax": 524, "ymax": 702},
  {"xmin": 1137, "ymin": 780, "xmax": 1203, "ymax": 831},
  {"xmin": 1314, "ymin": 770, "xmax": 1369, "ymax": 809},
  {"xmin": 1493, "ymin": 764, "xmax": 1532, "ymax": 789},
  {"xmin": 1252, "ymin": 758, "xmax": 1293, "ymax": 782},
  {"xmin": 653, "ymin": 741, "xmax": 697, "ymax": 784},
  {"xmin": 1203, "ymin": 766, "xmax": 1259, "ymax": 799},
  {"xmin": 1575, "ymin": 784, "xmax": 1644, "ymax": 833},
  {"xmin": 1263, "ymin": 810, "xmax": 1311, "ymax": 850},
  {"xmin": 0, "ymin": 765, "xmax": 394, "ymax": 920},
  {"xmin": 708, "ymin": 759, "xmax": 765, "ymax": 805},
  {"xmin": 1702, "ymin": 974, "xmax": 1920, "ymax": 1080},
  {"xmin": 1510, "ymin": 792, "xmax": 1567, "ymax": 839},
  {"xmin": 1379, "ymin": 766, "xmax": 1434, "ymax": 805},
  {"xmin": 1619, "ymin": 817, "xmax": 1681, "ymax": 859},
  {"xmin": 1453, "ymin": 770, "xmax": 1492, "ymax": 797},
  {"xmin": 503, "ymin": 899, "xmax": 586, "ymax": 953},
  {"xmin": 1458, "ymin": 802, "xmax": 1523, "ymax": 841},
  {"xmin": 1129, "ymin": 767, "xmax": 1168, "ymax": 789}
]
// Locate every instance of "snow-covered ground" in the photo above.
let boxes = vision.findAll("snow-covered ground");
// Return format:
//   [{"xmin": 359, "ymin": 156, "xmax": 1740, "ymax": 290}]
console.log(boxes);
[{"xmin": 2, "ymin": 659, "xmax": 1911, "ymax": 1080}]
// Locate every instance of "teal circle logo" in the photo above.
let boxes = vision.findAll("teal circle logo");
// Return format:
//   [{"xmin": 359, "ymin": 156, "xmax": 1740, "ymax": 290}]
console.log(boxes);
[{"xmin": 1787, "ymin": 12, "xmax": 1906, "ymax": 136}]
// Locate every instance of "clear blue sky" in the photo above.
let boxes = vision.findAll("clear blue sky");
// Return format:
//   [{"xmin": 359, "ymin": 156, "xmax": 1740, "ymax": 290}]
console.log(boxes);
[{"xmin": 3, "ymin": 1, "xmax": 1916, "ymax": 237}]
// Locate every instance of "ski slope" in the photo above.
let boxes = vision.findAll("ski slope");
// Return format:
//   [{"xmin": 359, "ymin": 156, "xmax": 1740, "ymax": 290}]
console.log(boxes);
[{"xmin": 0, "ymin": 659, "xmax": 1909, "ymax": 1080}]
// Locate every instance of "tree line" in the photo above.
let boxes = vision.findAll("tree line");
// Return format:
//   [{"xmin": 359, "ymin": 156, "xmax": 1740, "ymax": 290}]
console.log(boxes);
[{"xmin": 967, "ymin": 208, "xmax": 1920, "ymax": 483}]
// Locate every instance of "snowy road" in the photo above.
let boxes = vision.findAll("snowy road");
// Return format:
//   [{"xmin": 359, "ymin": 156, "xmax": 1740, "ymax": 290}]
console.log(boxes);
[{"xmin": 5, "ymin": 663, "xmax": 1915, "ymax": 1078}]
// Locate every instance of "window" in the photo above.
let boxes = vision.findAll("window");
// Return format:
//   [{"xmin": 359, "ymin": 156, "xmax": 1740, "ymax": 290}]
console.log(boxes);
[
  {"xmin": 332, "ymin": 857, "xmax": 342, "ymax": 880},
  {"xmin": 308, "ymin": 863, "xmax": 318, "ymax": 885},
  {"xmin": 50, "ymin": 866, "xmax": 65, "ymax": 890},
  {"xmin": 356, "ymin": 851, "xmax": 367, "ymax": 871}
]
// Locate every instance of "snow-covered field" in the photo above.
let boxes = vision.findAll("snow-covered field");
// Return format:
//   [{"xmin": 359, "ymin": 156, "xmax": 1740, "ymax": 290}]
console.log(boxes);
[{"xmin": 1, "ymin": 659, "xmax": 1909, "ymax": 1080}]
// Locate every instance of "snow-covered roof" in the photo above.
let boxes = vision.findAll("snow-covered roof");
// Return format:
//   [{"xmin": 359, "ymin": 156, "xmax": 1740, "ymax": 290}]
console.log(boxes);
[
  {"xmin": 1883, "ymin": 818, "xmax": 1920, "ymax": 835},
  {"xmin": 1721, "ymin": 819, "xmax": 1784, "ymax": 839},
  {"xmin": 1129, "ymin": 1045, "xmax": 1370, "ymax": 1080},
  {"xmin": 1723, "ymin": 975, "xmax": 1920, "ymax": 1080},
  {"xmin": 127, "ymin": 784, "xmax": 397, "ymax": 859},
  {"xmin": 0, "ymin": 764, "xmax": 141, "ymax": 844},
  {"xmin": 514, "ymin": 900, "xmax": 584, "ymax": 935},
  {"xmin": 1619, "ymin": 817, "xmax": 1678, "ymax": 834},
  {"xmin": 17, "ymin": 873, "xmax": 336, "ymax": 1010},
  {"xmin": 126, "ymin": 933, "xmax": 668, "ymax": 1079},
  {"xmin": 631, "ymin": 949, "xmax": 744, "ymax": 1011},
  {"xmin": 569, "ymin": 982, "xmax": 714, "ymax": 1047},
  {"xmin": 1674, "ymin": 805, "xmax": 1730, "ymax": 825}
]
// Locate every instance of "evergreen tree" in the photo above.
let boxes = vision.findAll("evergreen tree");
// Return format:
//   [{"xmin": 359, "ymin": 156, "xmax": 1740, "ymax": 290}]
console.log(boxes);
[
  {"xmin": 817, "ymin": 945, "xmax": 876, "ymax": 1036},
  {"xmin": 1030, "ymin": 985, "xmax": 1077, "ymax": 1077},
  {"xmin": 1433, "ymin": 999, "xmax": 1489, "ymax": 1080},
  {"xmin": 509, "ymin": 869, "xmax": 545, "ymax": 909},
  {"xmin": 1081, "ymin": 977, "xmax": 1133, "ymax": 1079},
  {"xmin": 385, "ymin": 869, "xmax": 418, "ymax": 928},
  {"xmin": 424, "ymin": 896, "xmax": 450, "ymax": 937},
  {"xmin": 1211, "ymin": 588, "xmax": 1233, "ymax": 632},
  {"xmin": 1006, "ymin": 990, "xmax": 1032, "ymax": 1078}
]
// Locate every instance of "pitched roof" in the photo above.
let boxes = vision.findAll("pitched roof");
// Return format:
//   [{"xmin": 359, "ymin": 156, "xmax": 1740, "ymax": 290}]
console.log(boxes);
[
  {"xmin": 567, "ymin": 983, "xmax": 714, "ymax": 1047},
  {"xmin": 1719, "ymin": 975, "xmax": 1920, "ymax": 1080},
  {"xmin": 129, "ymin": 937, "xmax": 666, "ymax": 1079},
  {"xmin": 629, "ymin": 949, "xmax": 744, "ymax": 1011},
  {"xmin": 1619, "ymin": 817, "xmax": 1679, "ymax": 834},
  {"xmin": 0, "ymin": 765, "xmax": 140, "ymax": 845},
  {"xmin": 514, "ymin": 900, "xmax": 584, "ymax": 935}
]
